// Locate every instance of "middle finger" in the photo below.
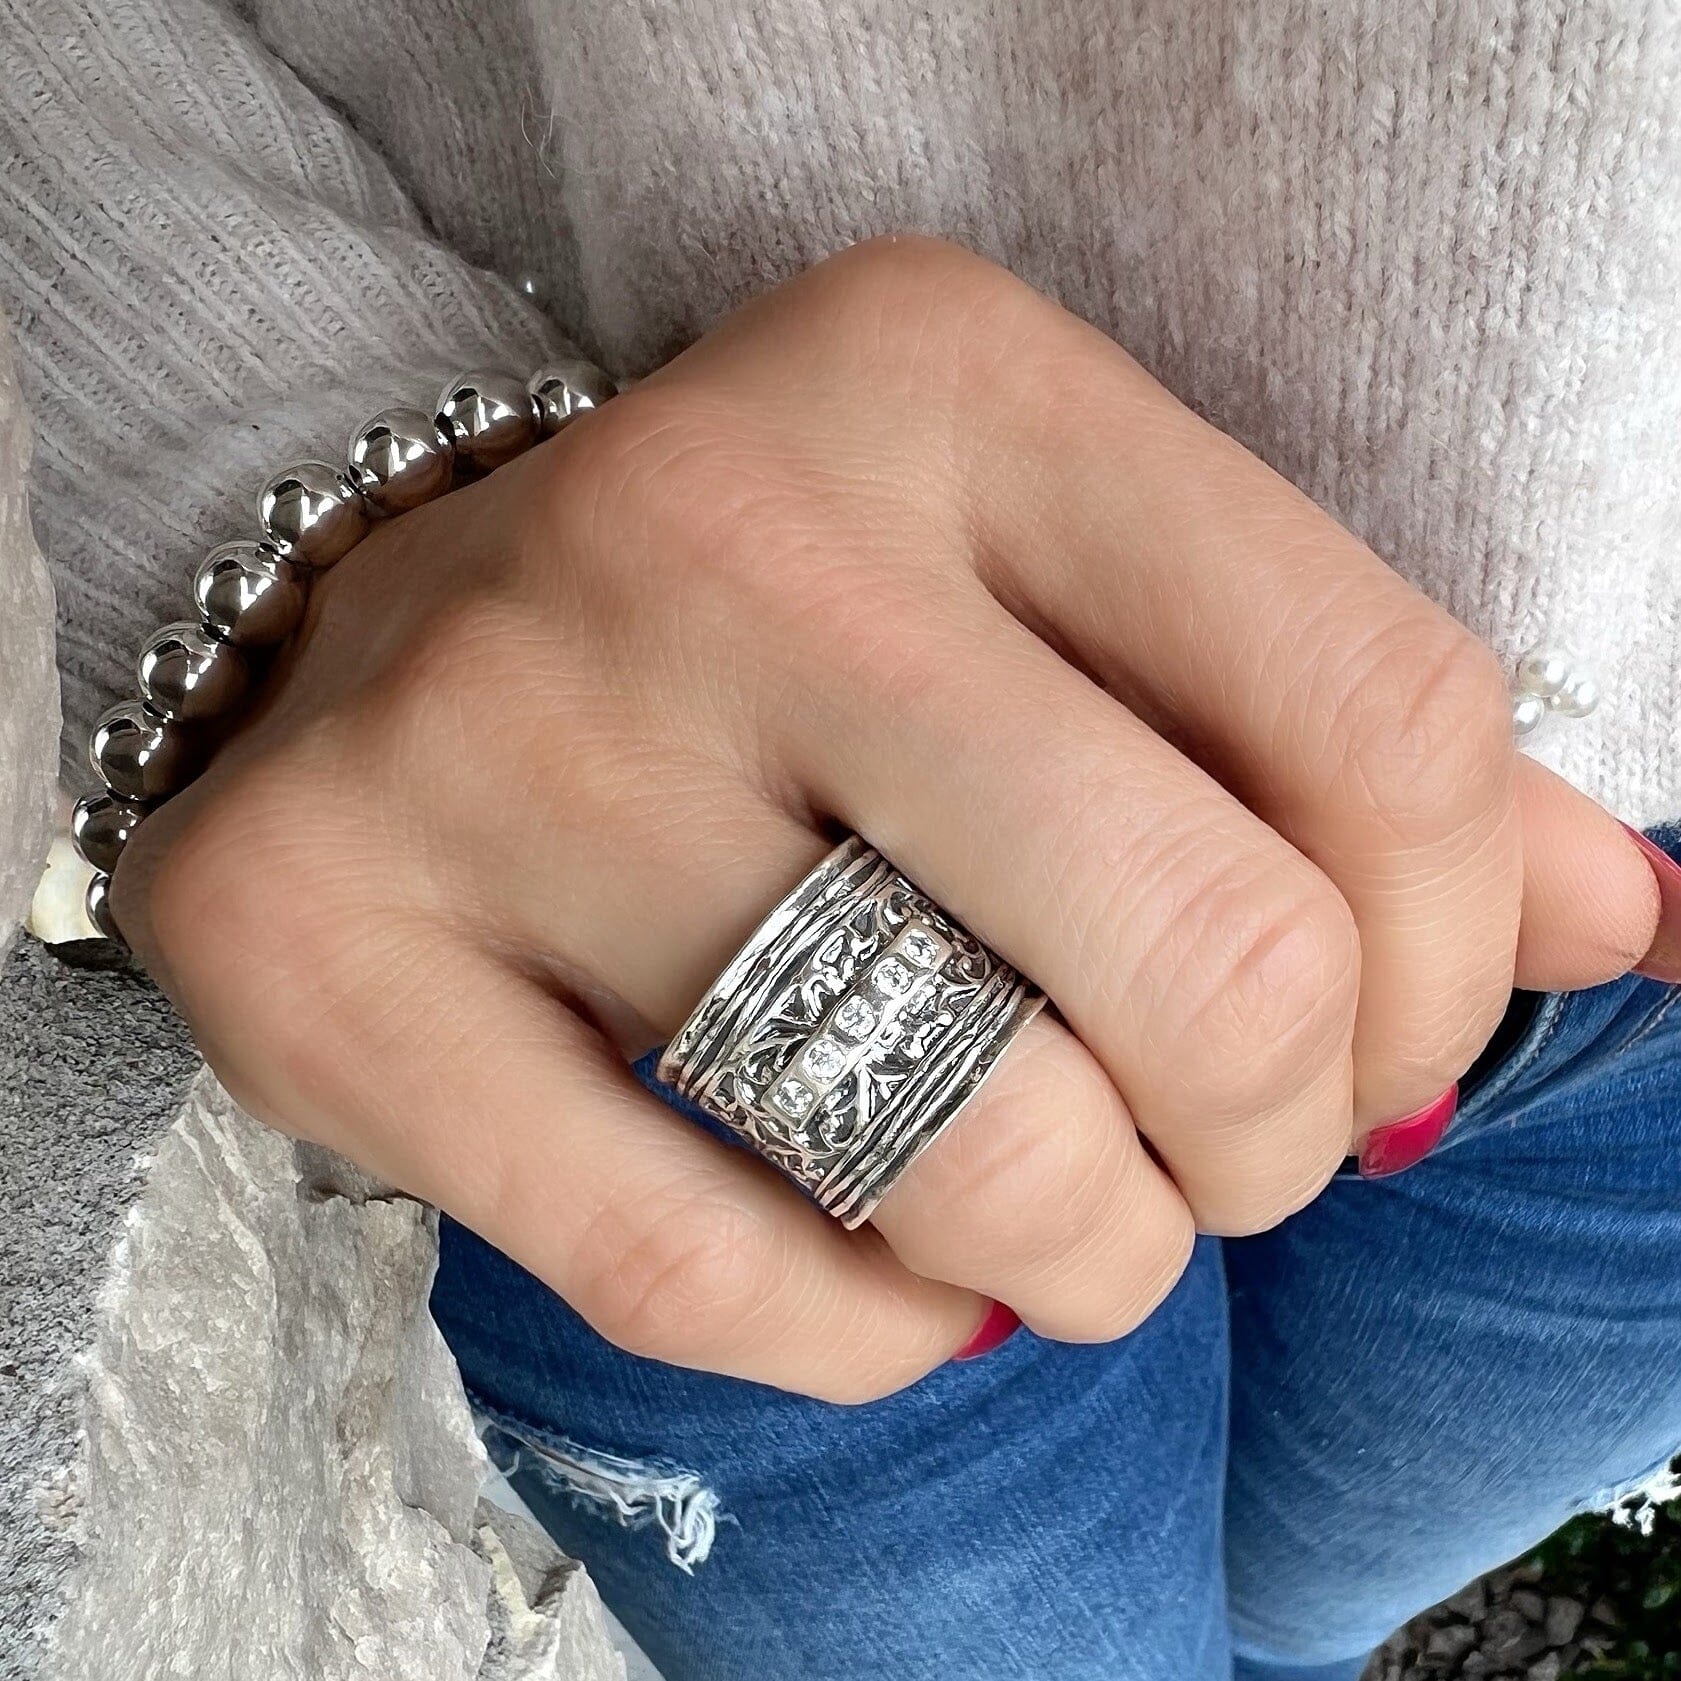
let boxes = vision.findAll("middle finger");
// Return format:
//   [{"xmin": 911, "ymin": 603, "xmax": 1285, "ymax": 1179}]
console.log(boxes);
[{"xmin": 765, "ymin": 569, "xmax": 1362, "ymax": 1237}]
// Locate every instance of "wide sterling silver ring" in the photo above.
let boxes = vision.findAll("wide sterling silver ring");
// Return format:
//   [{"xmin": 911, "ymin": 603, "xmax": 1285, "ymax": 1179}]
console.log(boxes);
[{"xmin": 657, "ymin": 836, "xmax": 1047, "ymax": 1228}]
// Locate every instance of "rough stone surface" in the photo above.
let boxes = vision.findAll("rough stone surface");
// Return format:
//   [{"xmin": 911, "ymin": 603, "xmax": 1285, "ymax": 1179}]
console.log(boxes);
[
  {"xmin": 0, "ymin": 936, "xmax": 199, "ymax": 1677},
  {"xmin": 0, "ymin": 322, "xmax": 59, "ymax": 951},
  {"xmin": 41, "ymin": 1067, "xmax": 490, "ymax": 1677},
  {"xmin": 0, "ymin": 931, "xmax": 621, "ymax": 1678},
  {"xmin": 28, "ymin": 1062, "xmax": 622, "ymax": 1680},
  {"xmin": 476, "ymin": 1505, "xmax": 627, "ymax": 1681}
]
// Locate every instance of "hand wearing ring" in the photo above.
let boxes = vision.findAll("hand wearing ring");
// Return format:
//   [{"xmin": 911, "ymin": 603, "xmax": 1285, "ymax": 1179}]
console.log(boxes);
[{"xmin": 113, "ymin": 237, "xmax": 1669, "ymax": 1403}]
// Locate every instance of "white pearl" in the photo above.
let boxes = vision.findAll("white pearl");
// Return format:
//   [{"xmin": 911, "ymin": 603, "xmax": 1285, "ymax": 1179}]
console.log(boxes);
[
  {"xmin": 1511, "ymin": 693, "xmax": 1548, "ymax": 738},
  {"xmin": 1549, "ymin": 671, "xmax": 1600, "ymax": 719},
  {"xmin": 1516, "ymin": 646, "xmax": 1572, "ymax": 700}
]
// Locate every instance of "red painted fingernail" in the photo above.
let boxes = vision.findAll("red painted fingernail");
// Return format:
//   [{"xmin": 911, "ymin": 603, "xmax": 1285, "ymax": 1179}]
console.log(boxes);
[
  {"xmin": 1359, "ymin": 1085, "xmax": 1459, "ymax": 1179},
  {"xmin": 1620, "ymin": 825, "xmax": 1681, "ymax": 985},
  {"xmin": 953, "ymin": 1301, "xmax": 1021, "ymax": 1362}
]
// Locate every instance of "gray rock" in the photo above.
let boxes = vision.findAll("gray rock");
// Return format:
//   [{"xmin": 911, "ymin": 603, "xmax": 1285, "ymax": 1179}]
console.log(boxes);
[
  {"xmin": 1481, "ymin": 1606, "xmax": 1550, "ymax": 1668},
  {"xmin": 1587, "ymin": 1595, "xmax": 1622, "ymax": 1630},
  {"xmin": 0, "ymin": 324, "xmax": 59, "ymax": 956},
  {"xmin": 4, "ymin": 1022, "xmax": 623, "ymax": 1678},
  {"xmin": 1542, "ymin": 1596, "xmax": 1583, "ymax": 1647},
  {"xmin": 1509, "ymin": 1588, "xmax": 1546, "ymax": 1623},
  {"xmin": 42, "ymin": 1070, "xmax": 485, "ymax": 1678},
  {"xmin": 476, "ymin": 1504, "xmax": 627, "ymax": 1681},
  {"xmin": 0, "ymin": 936, "xmax": 199, "ymax": 1677},
  {"xmin": 1444, "ymin": 1578, "xmax": 1490, "ymax": 1620},
  {"xmin": 61, "ymin": 1071, "xmax": 626, "ymax": 1679},
  {"xmin": 1525, "ymin": 1655, "xmax": 1562, "ymax": 1681},
  {"xmin": 1425, "ymin": 1623, "xmax": 1478, "ymax": 1664},
  {"xmin": 1481, "ymin": 1607, "xmax": 1530, "ymax": 1653}
]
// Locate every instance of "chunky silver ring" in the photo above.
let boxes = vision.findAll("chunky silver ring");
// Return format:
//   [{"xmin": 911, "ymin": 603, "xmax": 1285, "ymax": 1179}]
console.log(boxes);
[{"xmin": 657, "ymin": 837, "xmax": 1046, "ymax": 1228}]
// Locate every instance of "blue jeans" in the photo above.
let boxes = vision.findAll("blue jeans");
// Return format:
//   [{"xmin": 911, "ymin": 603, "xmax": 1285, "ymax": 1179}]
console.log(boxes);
[{"xmin": 432, "ymin": 827, "xmax": 1681, "ymax": 1681}]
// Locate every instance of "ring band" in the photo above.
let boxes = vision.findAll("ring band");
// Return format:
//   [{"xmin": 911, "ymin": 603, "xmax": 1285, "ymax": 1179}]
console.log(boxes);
[{"xmin": 657, "ymin": 837, "xmax": 1046, "ymax": 1227}]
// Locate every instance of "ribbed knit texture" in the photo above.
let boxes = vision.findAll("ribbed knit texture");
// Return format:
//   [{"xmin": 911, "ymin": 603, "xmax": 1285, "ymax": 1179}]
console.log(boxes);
[{"xmin": 3, "ymin": 0, "xmax": 1678, "ymax": 820}]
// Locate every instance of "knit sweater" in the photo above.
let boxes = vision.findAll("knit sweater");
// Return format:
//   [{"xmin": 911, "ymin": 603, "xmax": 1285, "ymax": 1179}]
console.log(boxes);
[{"xmin": 2, "ymin": 0, "xmax": 1678, "ymax": 824}]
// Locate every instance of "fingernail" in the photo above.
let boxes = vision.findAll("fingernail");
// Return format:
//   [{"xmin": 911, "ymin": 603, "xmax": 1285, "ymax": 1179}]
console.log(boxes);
[
  {"xmin": 953, "ymin": 1301, "xmax": 1021, "ymax": 1362},
  {"xmin": 1619, "ymin": 824, "xmax": 1681, "ymax": 985},
  {"xmin": 1359, "ymin": 1085, "xmax": 1459, "ymax": 1179}
]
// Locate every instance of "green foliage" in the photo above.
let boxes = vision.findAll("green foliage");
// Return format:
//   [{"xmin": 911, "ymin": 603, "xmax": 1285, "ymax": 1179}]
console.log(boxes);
[{"xmin": 1528, "ymin": 1497, "xmax": 1681, "ymax": 1678}]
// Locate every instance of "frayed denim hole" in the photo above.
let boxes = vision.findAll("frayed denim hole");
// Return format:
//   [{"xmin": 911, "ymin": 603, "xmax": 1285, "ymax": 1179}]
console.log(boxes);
[
  {"xmin": 476, "ymin": 1398, "xmax": 726, "ymax": 1574},
  {"xmin": 1591, "ymin": 1452, "xmax": 1681, "ymax": 1536}
]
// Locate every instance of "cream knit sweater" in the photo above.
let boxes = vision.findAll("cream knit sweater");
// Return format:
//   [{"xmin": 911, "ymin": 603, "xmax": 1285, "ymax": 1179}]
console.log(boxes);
[{"xmin": 2, "ymin": 0, "xmax": 1678, "ymax": 822}]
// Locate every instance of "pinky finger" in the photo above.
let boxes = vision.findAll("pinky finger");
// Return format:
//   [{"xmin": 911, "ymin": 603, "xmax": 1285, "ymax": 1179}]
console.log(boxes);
[{"xmin": 1513, "ymin": 759, "xmax": 1662, "ymax": 993}]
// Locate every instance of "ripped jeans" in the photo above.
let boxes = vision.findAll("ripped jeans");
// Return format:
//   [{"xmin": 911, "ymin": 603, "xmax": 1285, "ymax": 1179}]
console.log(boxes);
[{"xmin": 431, "ymin": 826, "xmax": 1681, "ymax": 1681}]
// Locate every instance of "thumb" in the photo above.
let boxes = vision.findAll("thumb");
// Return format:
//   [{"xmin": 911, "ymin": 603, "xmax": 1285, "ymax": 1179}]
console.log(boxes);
[{"xmin": 1514, "ymin": 758, "xmax": 1676, "ymax": 992}]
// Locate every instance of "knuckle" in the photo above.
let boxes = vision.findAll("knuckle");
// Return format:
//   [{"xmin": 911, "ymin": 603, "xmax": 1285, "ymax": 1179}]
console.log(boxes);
[
  {"xmin": 130, "ymin": 752, "xmax": 381, "ymax": 1122},
  {"xmin": 811, "ymin": 235, "xmax": 1050, "ymax": 387},
  {"xmin": 140, "ymin": 762, "xmax": 326, "ymax": 986},
  {"xmin": 540, "ymin": 383, "xmax": 825, "ymax": 619},
  {"xmin": 820, "ymin": 232, "xmax": 1006, "ymax": 309},
  {"xmin": 575, "ymin": 1185, "xmax": 778, "ymax": 1365},
  {"xmin": 1327, "ymin": 617, "xmax": 1515, "ymax": 841},
  {"xmin": 1214, "ymin": 1157, "xmax": 1341, "ymax": 1238},
  {"xmin": 1188, "ymin": 1078, "xmax": 1351, "ymax": 1237},
  {"xmin": 1161, "ymin": 859, "xmax": 1360, "ymax": 1122}
]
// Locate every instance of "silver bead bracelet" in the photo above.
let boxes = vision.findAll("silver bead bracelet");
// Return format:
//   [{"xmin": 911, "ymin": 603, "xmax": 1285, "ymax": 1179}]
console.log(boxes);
[
  {"xmin": 72, "ymin": 359, "xmax": 618, "ymax": 943},
  {"xmin": 70, "ymin": 351, "xmax": 1595, "ymax": 946}
]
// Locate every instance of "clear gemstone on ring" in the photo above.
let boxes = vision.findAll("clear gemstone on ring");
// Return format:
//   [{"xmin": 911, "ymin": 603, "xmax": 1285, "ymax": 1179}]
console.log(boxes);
[
  {"xmin": 834, "ymin": 997, "xmax": 877, "ymax": 1040},
  {"xmin": 772, "ymin": 1076, "xmax": 816, "ymax": 1119},
  {"xmin": 873, "ymin": 957, "xmax": 915, "ymax": 995},
  {"xmin": 900, "ymin": 928, "xmax": 941, "ymax": 967},
  {"xmin": 804, "ymin": 1036, "xmax": 848, "ymax": 1081}
]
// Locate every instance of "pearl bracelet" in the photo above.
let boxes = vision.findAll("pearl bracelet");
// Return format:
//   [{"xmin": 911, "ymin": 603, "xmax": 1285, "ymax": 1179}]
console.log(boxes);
[
  {"xmin": 1510, "ymin": 645, "xmax": 1600, "ymax": 737},
  {"xmin": 71, "ymin": 359, "xmax": 618, "ymax": 943}
]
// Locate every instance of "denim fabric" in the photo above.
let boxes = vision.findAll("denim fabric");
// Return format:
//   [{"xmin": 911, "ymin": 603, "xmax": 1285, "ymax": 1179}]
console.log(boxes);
[{"xmin": 432, "ymin": 827, "xmax": 1681, "ymax": 1681}]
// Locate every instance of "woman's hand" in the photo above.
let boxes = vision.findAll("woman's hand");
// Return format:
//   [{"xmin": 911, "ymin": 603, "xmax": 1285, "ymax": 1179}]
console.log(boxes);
[{"xmin": 117, "ymin": 237, "xmax": 1663, "ymax": 1401}]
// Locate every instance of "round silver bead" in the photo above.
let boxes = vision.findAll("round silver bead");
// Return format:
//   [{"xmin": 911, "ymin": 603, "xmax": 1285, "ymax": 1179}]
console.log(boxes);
[
  {"xmin": 1550, "ymin": 670, "xmax": 1601, "ymax": 719},
  {"xmin": 348, "ymin": 406, "xmax": 456, "ymax": 515},
  {"xmin": 194, "ymin": 541, "xmax": 308, "ymax": 648},
  {"xmin": 88, "ymin": 699, "xmax": 199, "ymax": 802},
  {"xmin": 528, "ymin": 358, "xmax": 617, "ymax": 436},
  {"xmin": 1511, "ymin": 692, "xmax": 1548, "ymax": 738},
  {"xmin": 1516, "ymin": 646, "xmax": 1573, "ymax": 700},
  {"xmin": 259, "ymin": 461, "xmax": 369, "ymax": 569},
  {"xmin": 139, "ymin": 620, "xmax": 252, "ymax": 722},
  {"xmin": 85, "ymin": 873, "xmax": 124, "ymax": 945},
  {"xmin": 436, "ymin": 372, "xmax": 541, "ymax": 473},
  {"xmin": 71, "ymin": 792, "xmax": 148, "ymax": 875}
]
